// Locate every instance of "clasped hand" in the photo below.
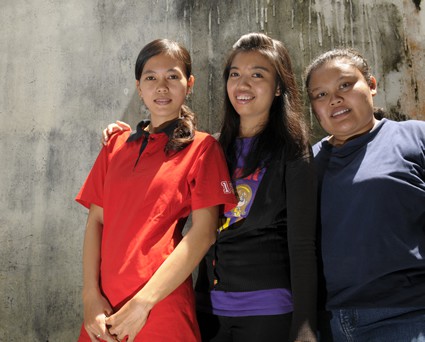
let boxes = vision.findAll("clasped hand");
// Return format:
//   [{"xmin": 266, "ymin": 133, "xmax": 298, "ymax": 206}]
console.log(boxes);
[
  {"xmin": 104, "ymin": 296, "xmax": 151, "ymax": 342},
  {"xmin": 84, "ymin": 291, "xmax": 150, "ymax": 342}
]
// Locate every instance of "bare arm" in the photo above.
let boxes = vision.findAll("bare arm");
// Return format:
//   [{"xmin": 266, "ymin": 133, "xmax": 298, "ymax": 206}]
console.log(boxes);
[
  {"xmin": 106, "ymin": 205, "xmax": 218, "ymax": 342},
  {"xmin": 82, "ymin": 204, "xmax": 115, "ymax": 342}
]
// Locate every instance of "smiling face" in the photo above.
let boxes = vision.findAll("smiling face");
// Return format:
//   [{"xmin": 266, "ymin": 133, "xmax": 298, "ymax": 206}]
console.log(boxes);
[
  {"xmin": 307, "ymin": 58, "xmax": 377, "ymax": 146},
  {"xmin": 226, "ymin": 51, "xmax": 280, "ymax": 136},
  {"xmin": 136, "ymin": 53, "xmax": 194, "ymax": 127}
]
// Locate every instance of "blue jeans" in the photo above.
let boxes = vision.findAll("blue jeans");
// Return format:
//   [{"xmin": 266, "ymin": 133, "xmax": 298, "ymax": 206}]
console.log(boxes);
[{"xmin": 319, "ymin": 307, "xmax": 425, "ymax": 342}]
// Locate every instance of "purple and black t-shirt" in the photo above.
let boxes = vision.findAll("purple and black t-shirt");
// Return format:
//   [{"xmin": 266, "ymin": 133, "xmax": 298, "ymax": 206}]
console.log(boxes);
[{"xmin": 207, "ymin": 137, "xmax": 294, "ymax": 317}]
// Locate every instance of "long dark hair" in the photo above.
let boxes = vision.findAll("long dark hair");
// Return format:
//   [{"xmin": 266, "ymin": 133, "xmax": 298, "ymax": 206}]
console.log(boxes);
[
  {"xmin": 219, "ymin": 32, "xmax": 310, "ymax": 177},
  {"xmin": 135, "ymin": 39, "xmax": 196, "ymax": 155}
]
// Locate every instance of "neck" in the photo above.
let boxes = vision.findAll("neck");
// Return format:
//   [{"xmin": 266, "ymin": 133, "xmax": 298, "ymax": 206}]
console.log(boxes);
[
  {"xmin": 146, "ymin": 117, "xmax": 180, "ymax": 133},
  {"xmin": 239, "ymin": 116, "xmax": 267, "ymax": 138},
  {"xmin": 330, "ymin": 118, "xmax": 379, "ymax": 147}
]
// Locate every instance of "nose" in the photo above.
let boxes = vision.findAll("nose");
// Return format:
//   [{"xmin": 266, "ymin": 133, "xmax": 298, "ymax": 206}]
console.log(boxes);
[
  {"xmin": 156, "ymin": 79, "xmax": 168, "ymax": 93},
  {"xmin": 330, "ymin": 93, "xmax": 342, "ymax": 106},
  {"xmin": 236, "ymin": 75, "xmax": 250, "ymax": 89}
]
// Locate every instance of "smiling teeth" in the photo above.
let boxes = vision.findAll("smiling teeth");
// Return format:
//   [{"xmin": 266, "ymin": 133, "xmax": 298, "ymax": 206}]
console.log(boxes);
[
  {"xmin": 332, "ymin": 109, "xmax": 350, "ymax": 117},
  {"xmin": 237, "ymin": 95, "xmax": 253, "ymax": 100}
]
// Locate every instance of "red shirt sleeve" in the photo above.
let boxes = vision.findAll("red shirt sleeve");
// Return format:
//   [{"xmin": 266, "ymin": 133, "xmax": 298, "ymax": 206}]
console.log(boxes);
[
  {"xmin": 75, "ymin": 132, "xmax": 128, "ymax": 209},
  {"xmin": 188, "ymin": 135, "xmax": 237, "ymax": 213}
]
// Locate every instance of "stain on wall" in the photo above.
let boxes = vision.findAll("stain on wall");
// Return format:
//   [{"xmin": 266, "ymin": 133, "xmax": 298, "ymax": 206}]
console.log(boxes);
[
  {"xmin": 412, "ymin": 0, "xmax": 421, "ymax": 10},
  {"xmin": 0, "ymin": 0, "xmax": 423, "ymax": 340}
]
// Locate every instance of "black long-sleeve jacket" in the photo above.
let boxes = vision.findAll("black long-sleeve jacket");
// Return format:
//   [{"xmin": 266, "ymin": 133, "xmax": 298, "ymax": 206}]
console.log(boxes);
[{"xmin": 196, "ymin": 148, "xmax": 318, "ymax": 342}]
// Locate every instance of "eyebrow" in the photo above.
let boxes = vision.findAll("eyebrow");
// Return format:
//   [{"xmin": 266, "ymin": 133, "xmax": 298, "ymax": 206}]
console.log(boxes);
[
  {"xmin": 309, "ymin": 75, "xmax": 352, "ymax": 93},
  {"xmin": 229, "ymin": 65, "xmax": 271, "ymax": 72},
  {"xmin": 308, "ymin": 86, "xmax": 322, "ymax": 94},
  {"xmin": 142, "ymin": 68, "xmax": 180, "ymax": 75}
]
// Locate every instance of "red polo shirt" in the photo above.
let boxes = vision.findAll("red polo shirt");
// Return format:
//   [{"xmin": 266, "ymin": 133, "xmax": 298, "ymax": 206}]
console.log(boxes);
[{"xmin": 76, "ymin": 120, "xmax": 236, "ymax": 341}]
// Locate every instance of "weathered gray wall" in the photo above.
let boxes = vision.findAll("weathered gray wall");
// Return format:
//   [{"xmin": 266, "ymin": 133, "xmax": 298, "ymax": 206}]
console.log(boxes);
[{"xmin": 1, "ymin": 0, "xmax": 423, "ymax": 340}]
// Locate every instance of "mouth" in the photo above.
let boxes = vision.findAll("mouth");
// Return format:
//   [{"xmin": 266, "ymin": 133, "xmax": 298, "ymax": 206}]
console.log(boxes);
[
  {"xmin": 235, "ymin": 95, "xmax": 254, "ymax": 103},
  {"xmin": 331, "ymin": 108, "xmax": 350, "ymax": 118},
  {"xmin": 154, "ymin": 98, "xmax": 172, "ymax": 105}
]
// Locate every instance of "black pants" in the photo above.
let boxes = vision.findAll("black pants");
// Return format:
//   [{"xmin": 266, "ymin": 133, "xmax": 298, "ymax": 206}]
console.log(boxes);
[{"xmin": 197, "ymin": 311, "xmax": 292, "ymax": 342}]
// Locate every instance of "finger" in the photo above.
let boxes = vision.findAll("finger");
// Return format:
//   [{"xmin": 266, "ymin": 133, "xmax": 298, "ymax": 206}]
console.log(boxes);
[
  {"xmin": 102, "ymin": 328, "xmax": 115, "ymax": 341},
  {"xmin": 114, "ymin": 334, "xmax": 125, "ymax": 342},
  {"xmin": 105, "ymin": 322, "xmax": 117, "ymax": 337},
  {"xmin": 104, "ymin": 334, "xmax": 117, "ymax": 342},
  {"xmin": 102, "ymin": 129, "xmax": 109, "ymax": 145},
  {"xmin": 116, "ymin": 120, "xmax": 131, "ymax": 130},
  {"xmin": 90, "ymin": 327, "xmax": 111, "ymax": 341},
  {"xmin": 108, "ymin": 125, "xmax": 123, "ymax": 134},
  {"xmin": 87, "ymin": 331, "xmax": 99, "ymax": 342},
  {"xmin": 85, "ymin": 324, "xmax": 100, "ymax": 342},
  {"xmin": 104, "ymin": 307, "xmax": 113, "ymax": 317}
]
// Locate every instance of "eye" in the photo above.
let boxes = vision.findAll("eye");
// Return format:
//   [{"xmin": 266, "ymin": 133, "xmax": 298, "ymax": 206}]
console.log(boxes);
[
  {"xmin": 168, "ymin": 74, "xmax": 180, "ymax": 80},
  {"xmin": 145, "ymin": 76, "xmax": 155, "ymax": 81},
  {"xmin": 340, "ymin": 82, "xmax": 351, "ymax": 89},
  {"xmin": 252, "ymin": 73, "xmax": 263, "ymax": 78},
  {"xmin": 312, "ymin": 91, "xmax": 327, "ymax": 100},
  {"xmin": 229, "ymin": 72, "xmax": 239, "ymax": 78}
]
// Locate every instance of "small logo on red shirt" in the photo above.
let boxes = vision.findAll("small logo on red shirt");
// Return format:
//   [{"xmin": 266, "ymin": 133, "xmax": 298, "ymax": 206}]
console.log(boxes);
[{"xmin": 220, "ymin": 181, "xmax": 234, "ymax": 194}]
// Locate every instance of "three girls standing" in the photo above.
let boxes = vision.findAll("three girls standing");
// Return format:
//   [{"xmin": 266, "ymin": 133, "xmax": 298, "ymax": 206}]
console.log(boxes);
[{"xmin": 92, "ymin": 35, "xmax": 425, "ymax": 341}]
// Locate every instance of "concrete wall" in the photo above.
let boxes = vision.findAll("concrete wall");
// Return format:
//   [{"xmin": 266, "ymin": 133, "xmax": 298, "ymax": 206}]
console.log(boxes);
[{"xmin": 1, "ymin": 0, "xmax": 423, "ymax": 340}]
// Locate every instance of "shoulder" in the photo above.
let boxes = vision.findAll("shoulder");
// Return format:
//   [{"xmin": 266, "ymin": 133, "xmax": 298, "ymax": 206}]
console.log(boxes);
[
  {"xmin": 378, "ymin": 120, "xmax": 425, "ymax": 162},
  {"xmin": 396, "ymin": 119, "xmax": 425, "ymax": 133},
  {"xmin": 286, "ymin": 144, "xmax": 316, "ymax": 171},
  {"xmin": 105, "ymin": 129, "xmax": 132, "ymax": 153},
  {"xmin": 174, "ymin": 131, "xmax": 223, "ymax": 159},
  {"xmin": 192, "ymin": 131, "xmax": 221, "ymax": 148},
  {"xmin": 381, "ymin": 117, "xmax": 425, "ymax": 130},
  {"xmin": 380, "ymin": 119, "xmax": 425, "ymax": 142},
  {"xmin": 194, "ymin": 130, "xmax": 212, "ymax": 140}
]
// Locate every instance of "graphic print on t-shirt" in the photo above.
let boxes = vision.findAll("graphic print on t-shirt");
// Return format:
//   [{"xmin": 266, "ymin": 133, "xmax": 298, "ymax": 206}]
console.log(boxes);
[{"xmin": 219, "ymin": 166, "xmax": 266, "ymax": 232}]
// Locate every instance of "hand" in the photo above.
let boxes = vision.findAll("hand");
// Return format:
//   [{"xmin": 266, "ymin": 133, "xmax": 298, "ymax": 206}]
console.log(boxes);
[
  {"xmin": 105, "ymin": 296, "xmax": 152, "ymax": 342},
  {"xmin": 83, "ymin": 289, "xmax": 116, "ymax": 342},
  {"xmin": 102, "ymin": 120, "xmax": 131, "ymax": 145}
]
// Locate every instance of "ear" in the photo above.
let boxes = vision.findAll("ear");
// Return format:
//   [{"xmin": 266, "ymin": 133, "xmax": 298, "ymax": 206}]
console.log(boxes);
[
  {"xmin": 370, "ymin": 76, "xmax": 377, "ymax": 97},
  {"xmin": 187, "ymin": 75, "xmax": 195, "ymax": 94},
  {"xmin": 275, "ymin": 85, "xmax": 281, "ymax": 97},
  {"xmin": 136, "ymin": 80, "xmax": 143, "ymax": 99}
]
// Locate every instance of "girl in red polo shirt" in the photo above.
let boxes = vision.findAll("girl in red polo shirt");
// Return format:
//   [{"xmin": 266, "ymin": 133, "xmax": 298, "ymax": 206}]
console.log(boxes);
[{"xmin": 76, "ymin": 39, "xmax": 236, "ymax": 342}]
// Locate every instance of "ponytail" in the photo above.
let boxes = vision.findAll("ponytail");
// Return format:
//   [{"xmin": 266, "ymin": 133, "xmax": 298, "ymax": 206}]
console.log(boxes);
[{"xmin": 164, "ymin": 105, "xmax": 197, "ymax": 155}]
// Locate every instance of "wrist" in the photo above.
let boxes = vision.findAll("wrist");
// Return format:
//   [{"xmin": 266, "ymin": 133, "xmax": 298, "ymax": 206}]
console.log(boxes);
[
  {"xmin": 82, "ymin": 285, "xmax": 101, "ymax": 300},
  {"xmin": 133, "ymin": 289, "xmax": 157, "ymax": 311}
]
